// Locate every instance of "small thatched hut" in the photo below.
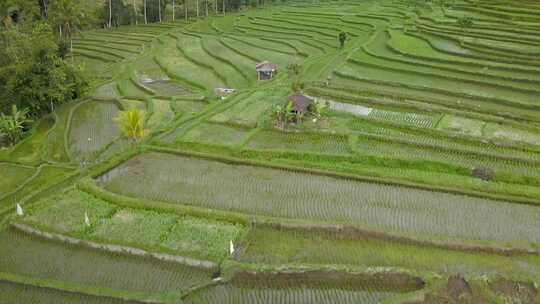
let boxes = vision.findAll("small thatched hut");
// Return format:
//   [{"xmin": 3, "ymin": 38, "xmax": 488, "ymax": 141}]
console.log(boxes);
[{"xmin": 256, "ymin": 61, "xmax": 277, "ymax": 80}]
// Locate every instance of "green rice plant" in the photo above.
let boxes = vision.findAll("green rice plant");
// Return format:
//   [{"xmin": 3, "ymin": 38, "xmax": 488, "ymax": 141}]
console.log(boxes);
[
  {"xmin": 210, "ymin": 89, "xmax": 289, "ymax": 128},
  {"xmin": 90, "ymin": 208, "xmax": 177, "ymax": 247},
  {"xmin": 181, "ymin": 122, "xmax": 250, "ymax": 147},
  {"xmin": 331, "ymin": 72, "xmax": 540, "ymax": 125},
  {"xmin": 45, "ymin": 102, "xmax": 81, "ymax": 163},
  {"xmin": 348, "ymin": 118, "xmax": 540, "ymax": 163},
  {"xmin": 0, "ymin": 228, "xmax": 213, "ymax": 293},
  {"xmin": 0, "ymin": 164, "xmax": 35, "ymax": 196},
  {"xmin": 163, "ymin": 216, "xmax": 247, "ymax": 262},
  {"xmin": 185, "ymin": 281, "xmax": 401, "ymax": 304},
  {"xmin": 200, "ymin": 36, "xmax": 256, "ymax": 83},
  {"xmin": 368, "ymin": 109, "xmax": 439, "ymax": 129},
  {"xmin": 23, "ymin": 189, "xmax": 117, "ymax": 235},
  {"xmin": 239, "ymin": 226, "xmax": 540, "ymax": 279},
  {"xmin": 7, "ymin": 116, "xmax": 55, "ymax": 166},
  {"xmin": 92, "ymin": 83, "xmax": 120, "ymax": 100},
  {"xmin": 68, "ymin": 101, "xmax": 121, "ymax": 162},
  {"xmin": 146, "ymin": 99, "xmax": 175, "ymax": 130},
  {"xmin": 345, "ymin": 51, "xmax": 540, "ymax": 109},
  {"xmin": 175, "ymin": 33, "xmax": 247, "ymax": 89},
  {"xmin": 220, "ymin": 37, "xmax": 301, "ymax": 68},
  {"xmin": 155, "ymin": 36, "xmax": 225, "ymax": 91},
  {"xmin": 99, "ymin": 152, "xmax": 540, "ymax": 247},
  {"xmin": 0, "ymin": 165, "xmax": 75, "ymax": 209},
  {"xmin": 0, "ymin": 280, "xmax": 140, "ymax": 304},
  {"xmin": 384, "ymin": 30, "xmax": 540, "ymax": 89},
  {"xmin": 247, "ymin": 130, "xmax": 350, "ymax": 155}
]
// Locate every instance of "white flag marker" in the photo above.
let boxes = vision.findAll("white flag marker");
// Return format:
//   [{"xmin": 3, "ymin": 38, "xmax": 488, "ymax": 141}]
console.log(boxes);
[
  {"xmin": 84, "ymin": 212, "xmax": 91, "ymax": 227},
  {"xmin": 16, "ymin": 204, "xmax": 23, "ymax": 216},
  {"xmin": 229, "ymin": 240, "xmax": 235, "ymax": 255}
]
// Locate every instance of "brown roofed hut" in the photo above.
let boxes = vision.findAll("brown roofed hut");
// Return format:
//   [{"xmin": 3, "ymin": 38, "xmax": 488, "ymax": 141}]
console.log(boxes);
[
  {"xmin": 288, "ymin": 94, "xmax": 312, "ymax": 115},
  {"xmin": 256, "ymin": 61, "xmax": 277, "ymax": 80}
]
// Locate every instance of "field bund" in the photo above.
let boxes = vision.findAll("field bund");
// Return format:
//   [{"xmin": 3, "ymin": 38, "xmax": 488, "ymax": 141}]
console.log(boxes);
[{"xmin": 98, "ymin": 152, "xmax": 540, "ymax": 247}]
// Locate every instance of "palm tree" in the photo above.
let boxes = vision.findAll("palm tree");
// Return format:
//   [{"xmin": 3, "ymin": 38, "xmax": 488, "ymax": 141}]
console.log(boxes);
[
  {"xmin": 114, "ymin": 108, "xmax": 147, "ymax": 141},
  {"xmin": 172, "ymin": 0, "xmax": 175, "ymax": 21}
]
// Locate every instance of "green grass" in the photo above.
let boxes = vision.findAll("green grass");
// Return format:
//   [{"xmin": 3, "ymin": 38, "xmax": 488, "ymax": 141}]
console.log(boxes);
[
  {"xmin": 7, "ymin": 116, "xmax": 55, "ymax": 165},
  {"xmin": 0, "ymin": 165, "xmax": 75, "ymax": 210},
  {"xmin": 156, "ymin": 36, "xmax": 225, "ymax": 91},
  {"xmin": 247, "ymin": 130, "xmax": 350, "ymax": 155},
  {"xmin": 0, "ymin": 164, "xmax": 35, "ymax": 197},
  {"xmin": 45, "ymin": 102, "xmax": 81, "ymax": 163},
  {"xmin": 92, "ymin": 83, "xmax": 119, "ymax": 100},
  {"xmin": 90, "ymin": 208, "xmax": 178, "ymax": 247},
  {"xmin": 147, "ymin": 98, "xmax": 175, "ymax": 130},
  {"xmin": 163, "ymin": 216, "xmax": 246, "ymax": 262},
  {"xmin": 23, "ymin": 188, "xmax": 246, "ymax": 262},
  {"xmin": 181, "ymin": 122, "xmax": 250, "ymax": 147},
  {"xmin": 24, "ymin": 189, "xmax": 117, "ymax": 235},
  {"xmin": 210, "ymin": 89, "xmax": 287, "ymax": 128}
]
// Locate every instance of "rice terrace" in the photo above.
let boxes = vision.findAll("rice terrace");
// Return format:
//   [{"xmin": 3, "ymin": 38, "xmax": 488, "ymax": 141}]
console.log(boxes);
[{"xmin": 2, "ymin": 0, "xmax": 540, "ymax": 303}]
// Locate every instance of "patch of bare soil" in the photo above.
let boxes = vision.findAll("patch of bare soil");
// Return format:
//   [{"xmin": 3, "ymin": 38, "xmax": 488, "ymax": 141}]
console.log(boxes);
[{"xmin": 489, "ymin": 278, "xmax": 539, "ymax": 304}]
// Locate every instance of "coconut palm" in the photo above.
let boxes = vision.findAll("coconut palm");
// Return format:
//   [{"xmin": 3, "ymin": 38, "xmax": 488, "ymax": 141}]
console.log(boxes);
[{"xmin": 114, "ymin": 108, "xmax": 147, "ymax": 141}]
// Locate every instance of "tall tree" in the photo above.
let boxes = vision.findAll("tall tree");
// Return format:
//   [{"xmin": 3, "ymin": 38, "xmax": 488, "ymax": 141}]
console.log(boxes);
[
  {"xmin": 158, "ymin": 0, "xmax": 162, "ymax": 22},
  {"xmin": 185, "ymin": 0, "xmax": 188, "ymax": 20},
  {"xmin": 197, "ymin": 0, "xmax": 199, "ymax": 18},
  {"xmin": 108, "ymin": 0, "xmax": 112, "ymax": 27},
  {"xmin": 172, "ymin": 0, "xmax": 175, "ymax": 21},
  {"xmin": 144, "ymin": 0, "xmax": 148, "ymax": 24},
  {"xmin": 38, "ymin": 0, "xmax": 48, "ymax": 18},
  {"xmin": 133, "ymin": 0, "xmax": 138, "ymax": 24}
]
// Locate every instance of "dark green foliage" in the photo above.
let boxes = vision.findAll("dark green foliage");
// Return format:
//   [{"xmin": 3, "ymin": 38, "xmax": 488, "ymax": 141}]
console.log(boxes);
[
  {"xmin": 101, "ymin": 0, "xmax": 135, "ymax": 27},
  {"xmin": 339, "ymin": 31, "xmax": 347, "ymax": 48},
  {"xmin": 1, "ymin": 23, "xmax": 88, "ymax": 117},
  {"xmin": 457, "ymin": 16, "xmax": 473, "ymax": 30},
  {"xmin": 0, "ymin": 105, "xmax": 32, "ymax": 145}
]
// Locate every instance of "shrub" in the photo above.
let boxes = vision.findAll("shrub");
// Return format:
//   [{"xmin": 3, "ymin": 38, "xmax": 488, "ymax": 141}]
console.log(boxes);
[
  {"xmin": 0, "ymin": 105, "xmax": 32, "ymax": 146},
  {"xmin": 114, "ymin": 108, "xmax": 147, "ymax": 141}
]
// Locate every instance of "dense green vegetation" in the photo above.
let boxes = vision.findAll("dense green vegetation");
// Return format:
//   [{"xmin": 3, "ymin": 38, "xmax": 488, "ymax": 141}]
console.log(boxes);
[{"xmin": 1, "ymin": 0, "xmax": 540, "ymax": 303}]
